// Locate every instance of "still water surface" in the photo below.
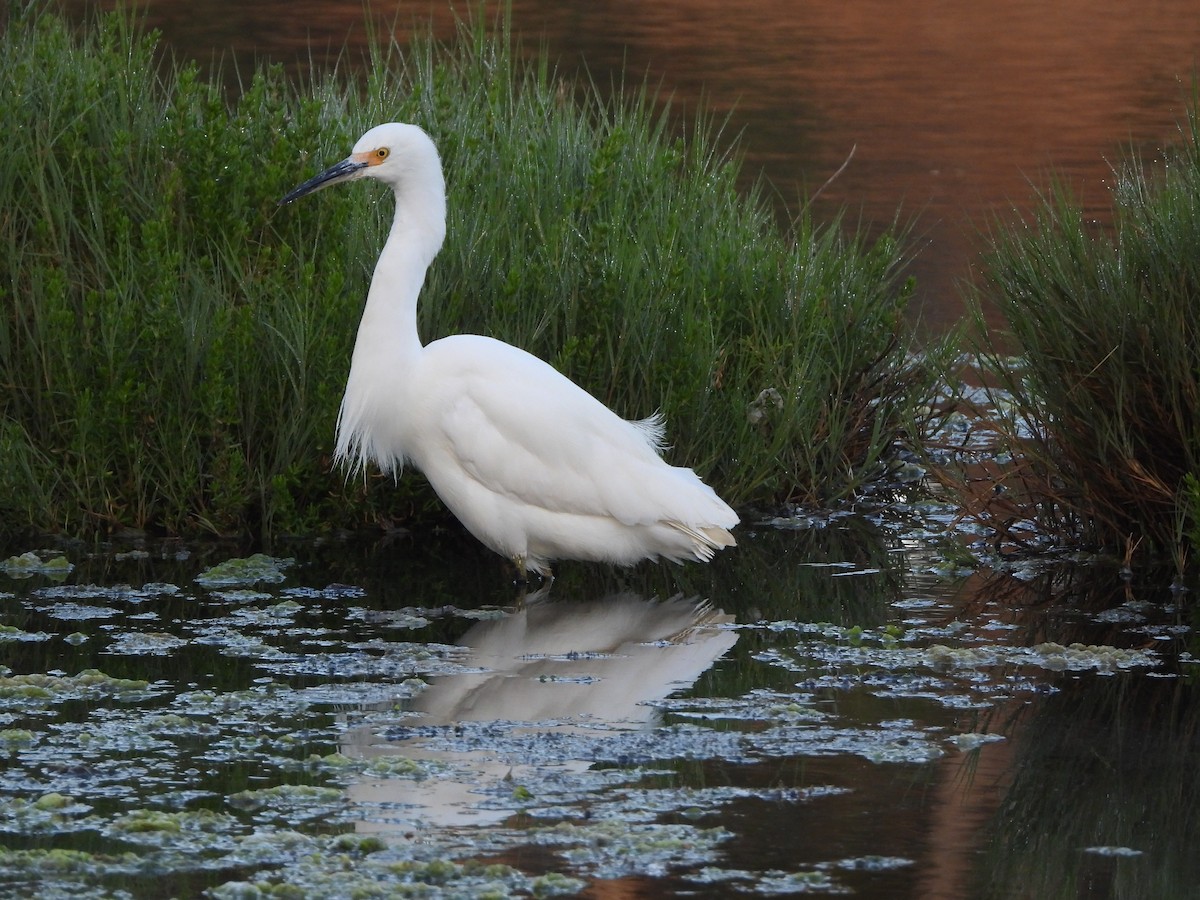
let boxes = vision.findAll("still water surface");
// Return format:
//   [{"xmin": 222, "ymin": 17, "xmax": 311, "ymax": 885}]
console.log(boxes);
[
  {"xmin": 1, "ymin": 520, "xmax": 1195, "ymax": 898},
  {"xmin": 65, "ymin": 0, "xmax": 1200, "ymax": 331}
]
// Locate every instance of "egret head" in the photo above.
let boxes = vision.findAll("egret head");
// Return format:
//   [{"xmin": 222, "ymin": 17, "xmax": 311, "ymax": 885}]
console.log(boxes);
[{"xmin": 279, "ymin": 122, "xmax": 441, "ymax": 205}]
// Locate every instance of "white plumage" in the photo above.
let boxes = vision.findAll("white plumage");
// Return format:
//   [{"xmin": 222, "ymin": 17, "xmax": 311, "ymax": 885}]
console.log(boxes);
[{"xmin": 281, "ymin": 122, "xmax": 738, "ymax": 577}]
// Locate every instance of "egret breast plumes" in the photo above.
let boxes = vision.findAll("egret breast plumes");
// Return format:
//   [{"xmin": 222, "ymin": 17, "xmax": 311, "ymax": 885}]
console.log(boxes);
[{"xmin": 281, "ymin": 122, "xmax": 738, "ymax": 577}]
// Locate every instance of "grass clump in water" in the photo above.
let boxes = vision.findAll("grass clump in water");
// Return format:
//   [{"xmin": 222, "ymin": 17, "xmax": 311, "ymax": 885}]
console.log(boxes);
[
  {"xmin": 956, "ymin": 95, "xmax": 1200, "ymax": 570},
  {"xmin": 0, "ymin": 3, "xmax": 936, "ymax": 542}
]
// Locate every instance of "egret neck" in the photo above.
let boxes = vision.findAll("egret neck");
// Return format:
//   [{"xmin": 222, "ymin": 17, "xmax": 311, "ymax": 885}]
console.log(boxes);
[{"xmin": 336, "ymin": 173, "xmax": 446, "ymax": 477}]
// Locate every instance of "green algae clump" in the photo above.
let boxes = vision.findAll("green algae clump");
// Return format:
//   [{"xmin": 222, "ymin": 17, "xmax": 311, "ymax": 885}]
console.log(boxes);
[
  {"xmin": 196, "ymin": 554, "xmax": 295, "ymax": 587},
  {"xmin": 0, "ymin": 552, "xmax": 73, "ymax": 578}
]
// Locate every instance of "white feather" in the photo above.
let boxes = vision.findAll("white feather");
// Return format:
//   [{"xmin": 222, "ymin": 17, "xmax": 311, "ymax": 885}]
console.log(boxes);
[{"xmin": 286, "ymin": 122, "xmax": 738, "ymax": 577}]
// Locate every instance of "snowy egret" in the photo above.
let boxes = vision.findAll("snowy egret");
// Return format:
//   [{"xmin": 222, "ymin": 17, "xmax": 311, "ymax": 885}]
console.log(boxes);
[{"xmin": 280, "ymin": 122, "xmax": 738, "ymax": 577}]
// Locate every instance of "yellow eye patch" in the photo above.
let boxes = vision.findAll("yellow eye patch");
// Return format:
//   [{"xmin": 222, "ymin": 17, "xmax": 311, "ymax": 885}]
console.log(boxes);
[{"xmin": 352, "ymin": 147, "xmax": 390, "ymax": 167}]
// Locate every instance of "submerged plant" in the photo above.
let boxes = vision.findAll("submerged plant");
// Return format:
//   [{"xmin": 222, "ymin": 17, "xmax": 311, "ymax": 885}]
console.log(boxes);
[
  {"xmin": 0, "ymin": 2, "xmax": 934, "ymax": 542},
  {"xmin": 953, "ymin": 92, "xmax": 1200, "ymax": 570}
]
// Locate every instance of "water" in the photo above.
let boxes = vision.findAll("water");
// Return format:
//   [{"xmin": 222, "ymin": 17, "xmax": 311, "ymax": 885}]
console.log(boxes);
[
  {"xmin": 63, "ymin": 0, "xmax": 1200, "ymax": 332},
  {"xmin": 1, "ymin": 518, "xmax": 1195, "ymax": 898},
  {"xmin": 9, "ymin": 4, "xmax": 1200, "ymax": 896}
]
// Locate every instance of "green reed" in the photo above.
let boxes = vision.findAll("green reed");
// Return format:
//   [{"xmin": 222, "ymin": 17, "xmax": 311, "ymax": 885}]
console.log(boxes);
[
  {"xmin": 965, "ymin": 93, "xmax": 1200, "ymax": 566},
  {"xmin": 0, "ymin": 3, "xmax": 934, "ymax": 541}
]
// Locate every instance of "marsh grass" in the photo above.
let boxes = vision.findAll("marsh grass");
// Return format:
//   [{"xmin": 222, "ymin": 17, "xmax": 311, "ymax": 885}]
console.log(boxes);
[
  {"xmin": 955, "ymin": 96, "xmax": 1200, "ymax": 566},
  {"xmin": 0, "ymin": 3, "xmax": 935, "ymax": 541}
]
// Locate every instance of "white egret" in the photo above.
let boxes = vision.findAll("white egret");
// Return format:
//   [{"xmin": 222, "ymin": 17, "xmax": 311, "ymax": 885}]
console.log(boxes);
[{"xmin": 280, "ymin": 122, "xmax": 738, "ymax": 577}]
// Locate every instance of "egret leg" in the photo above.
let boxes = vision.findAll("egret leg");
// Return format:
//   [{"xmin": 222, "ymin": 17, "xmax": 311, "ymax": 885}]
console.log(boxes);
[
  {"xmin": 510, "ymin": 555, "xmax": 553, "ymax": 588},
  {"xmin": 511, "ymin": 555, "xmax": 530, "ymax": 586}
]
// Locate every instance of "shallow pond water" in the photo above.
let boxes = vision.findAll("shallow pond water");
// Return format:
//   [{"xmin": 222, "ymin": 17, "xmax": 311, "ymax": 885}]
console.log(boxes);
[{"xmin": 2, "ymin": 514, "xmax": 1197, "ymax": 898}]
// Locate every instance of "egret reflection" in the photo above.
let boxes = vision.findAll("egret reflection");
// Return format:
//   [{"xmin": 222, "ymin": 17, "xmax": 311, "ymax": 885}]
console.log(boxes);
[{"xmin": 340, "ymin": 591, "xmax": 737, "ymax": 830}]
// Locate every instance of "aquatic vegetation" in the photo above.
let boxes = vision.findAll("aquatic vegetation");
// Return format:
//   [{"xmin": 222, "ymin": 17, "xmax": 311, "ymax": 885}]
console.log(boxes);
[
  {"xmin": 108, "ymin": 807, "xmax": 238, "ymax": 837},
  {"xmin": 946, "ymin": 732, "xmax": 1006, "ymax": 751},
  {"xmin": 206, "ymin": 854, "xmax": 585, "ymax": 898},
  {"xmin": 798, "ymin": 640, "xmax": 1158, "ymax": 674},
  {"xmin": 209, "ymin": 589, "xmax": 276, "ymax": 604},
  {"xmin": 0, "ymin": 624, "xmax": 50, "ymax": 643},
  {"xmin": 0, "ymin": 730, "xmax": 35, "ymax": 750},
  {"xmin": 0, "ymin": 797, "xmax": 97, "ymax": 838},
  {"xmin": 196, "ymin": 554, "xmax": 296, "ymax": 588},
  {"xmin": 33, "ymin": 581, "xmax": 183, "ymax": 603},
  {"xmin": 0, "ymin": 847, "xmax": 143, "ymax": 878},
  {"xmin": 105, "ymin": 630, "xmax": 190, "ymax": 656},
  {"xmin": 743, "ymin": 869, "xmax": 843, "ymax": 895},
  {"xmin": 1083, "ymin": 846, "xmax": 1144, "ymax": 858},
  {"xmin": 39, "ymin": 602, "xmax": 118, "ymax": 621},
  {"xmin": 532, "ymin": 820, "xmax": 733, "ymax": 878},
  {"xmin": 0, "ymin": 529, "xmax": 1191, "ymax": 896},
  {"xmin": 0, "ymin": 551, "xmax": 72, "ymax": 578},
  {"xmin": 228, "ymin": 784, "xmax": 347, "ymax": 820},
  {"xmin": 0, "ymin": 669, "xmax": 156, "ymax": 707},
  {"xmin": 0, "ymin": 2, "xmax": 940, "ymax": 543},
  {"xmin": 947, "ymin": 97, "xmax": 1200, "ymax": 573}
]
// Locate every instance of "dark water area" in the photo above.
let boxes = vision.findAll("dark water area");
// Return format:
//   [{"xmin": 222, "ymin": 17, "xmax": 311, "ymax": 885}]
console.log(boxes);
[
  {"xmin": 60, "ymin": 0, "xmax": 1200, "ymax": 334},
  {"xmin": 2, "ymin": 519, "xmax": 1198, "ymax": 897}
]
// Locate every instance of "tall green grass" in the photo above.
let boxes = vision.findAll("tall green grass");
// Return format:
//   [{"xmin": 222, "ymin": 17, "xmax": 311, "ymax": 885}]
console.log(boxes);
[
  {"xmin": 0, "ymin": 3, "xmax": 934, "ymax": 541},
  {"xmin": 963, "ymin": 95, "xmax": 1200, "ymax": 566}
]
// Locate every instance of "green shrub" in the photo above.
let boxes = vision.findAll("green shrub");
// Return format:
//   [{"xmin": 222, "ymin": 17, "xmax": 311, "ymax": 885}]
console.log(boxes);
[
  {"xmin": 962, "ymin": 93, "xmax": 1200, "ymax": 565},
  {"xmin": 0, "ymin": 2, "xmax": 933, "ymax": 541}
]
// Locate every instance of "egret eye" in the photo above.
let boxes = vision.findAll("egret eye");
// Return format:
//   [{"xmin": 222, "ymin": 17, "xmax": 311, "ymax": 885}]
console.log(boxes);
[{"xmin": 376, "ymin": 148, "xmax": 389, "ymax": 160}]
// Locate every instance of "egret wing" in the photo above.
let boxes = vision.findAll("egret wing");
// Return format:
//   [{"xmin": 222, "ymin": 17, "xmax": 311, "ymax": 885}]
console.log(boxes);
[{"xmin": 418, "ymin": 336, "xmax": 723, "ymax": 527}]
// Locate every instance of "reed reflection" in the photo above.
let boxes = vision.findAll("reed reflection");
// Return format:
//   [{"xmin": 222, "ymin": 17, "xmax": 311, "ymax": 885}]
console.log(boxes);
[
  {"xmin": 918, "ymin": 563, "xmax": 1196, "ymax": 899},
  {"xmin": 966, "ymin": 674, "xmax": 1200, "ymax": 898}
]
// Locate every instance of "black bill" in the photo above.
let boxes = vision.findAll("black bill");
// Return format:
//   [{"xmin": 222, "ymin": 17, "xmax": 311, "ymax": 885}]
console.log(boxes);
[{"xmin": 279, "ymin": 157, "xmax": 369, "ymax": 205}]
